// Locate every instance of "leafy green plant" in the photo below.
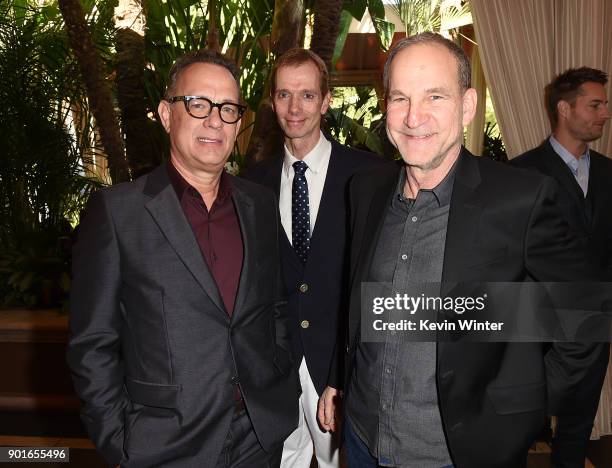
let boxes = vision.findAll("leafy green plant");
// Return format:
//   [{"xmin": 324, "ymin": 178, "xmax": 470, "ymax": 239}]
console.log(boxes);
[
  {"xmin": 0, "ymin": 0, "xmax": 103, "ymax": 309},
  {"xmin": 481, "ymin": 122, "xmax": 508, "ymax": 162},
  {"xmin": 142, "ymin": 0, "xmax": 276, "ymax": 165},
  {"xmin": 389, "ymin": 0, "xmax": 470, "ymax": 37},
  {"xmin": 0, "ymin": 230, "xmax": 73, "ymax": 310},
  {"xmin": 325, "ymin": 86, "xmax": 385, "ymax": 155}
]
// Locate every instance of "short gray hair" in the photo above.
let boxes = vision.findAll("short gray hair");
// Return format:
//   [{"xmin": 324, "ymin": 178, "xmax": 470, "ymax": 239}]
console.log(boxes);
[{"xmin": 383, "ymin": 32, "xmax": 471, "ymax": 94}]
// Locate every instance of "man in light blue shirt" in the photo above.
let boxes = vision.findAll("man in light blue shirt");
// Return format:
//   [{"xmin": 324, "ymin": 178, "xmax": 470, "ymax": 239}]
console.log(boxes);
[{"xmin": 513, "ymin": 66, "xmax": 611, "ymax": 468}]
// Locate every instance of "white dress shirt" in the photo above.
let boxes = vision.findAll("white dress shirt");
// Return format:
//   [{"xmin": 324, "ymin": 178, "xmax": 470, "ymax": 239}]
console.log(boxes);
[{"xmin": 279, "ymin": 131, "xmax": 332, "ymax": 244}]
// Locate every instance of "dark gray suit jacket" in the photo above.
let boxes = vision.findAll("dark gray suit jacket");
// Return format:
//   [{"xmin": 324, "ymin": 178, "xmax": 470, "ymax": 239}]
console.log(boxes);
[{"xmin": 67, "ymin": 164, "xmax": 300, "ymax": 467}]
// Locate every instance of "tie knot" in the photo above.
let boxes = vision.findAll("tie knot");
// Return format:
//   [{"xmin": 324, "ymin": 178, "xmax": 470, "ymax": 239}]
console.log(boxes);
[{"xmin": 293, "ymin": 161, "xmax": 308, "ymax": 176}]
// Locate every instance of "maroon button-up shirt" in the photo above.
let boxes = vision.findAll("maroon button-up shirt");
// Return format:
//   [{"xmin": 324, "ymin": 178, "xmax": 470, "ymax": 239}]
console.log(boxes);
[{"xmin": 167, "ymin": 163, "xmax": 244, "ymax": 316}]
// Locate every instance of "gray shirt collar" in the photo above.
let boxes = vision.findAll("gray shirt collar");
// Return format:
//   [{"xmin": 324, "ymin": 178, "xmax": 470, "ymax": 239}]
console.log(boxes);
[{"xmin": 394, "ymin": 159, "xmax": 457, "ymax": 209}]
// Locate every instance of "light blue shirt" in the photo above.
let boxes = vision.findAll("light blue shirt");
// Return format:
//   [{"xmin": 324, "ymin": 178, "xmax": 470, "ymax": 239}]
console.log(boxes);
[{"xmin": 549, "ymin": 135, "xmax": 590, "ymax": 196}]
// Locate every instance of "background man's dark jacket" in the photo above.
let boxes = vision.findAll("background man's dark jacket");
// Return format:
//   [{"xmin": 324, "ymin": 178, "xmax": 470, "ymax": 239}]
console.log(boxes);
[{"xmin": 512, "ymin": 140, "xmax": 612, "ymax": 467}]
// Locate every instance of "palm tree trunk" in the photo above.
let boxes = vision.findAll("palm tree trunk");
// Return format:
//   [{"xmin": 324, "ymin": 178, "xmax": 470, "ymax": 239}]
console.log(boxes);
[
  {"xmin": 270, "ymin": 0, "xmax": 305, "ymax": 55},
  {"xmin": 207, "ymin": 0, "xmax": 221, "ymax": 52},
  {"xmin": 58, "ymin": 0, "xmax": 130, "ymax": 184},
  {"xmin": 116, "ymin": 28, "xmax": 161, "ymax": 178},
  {"xmin": 244, "ymin": 0, "xmax": 305, "ymax": 167},
  {"xmin": 310, "ymin": 0, "xmax": 343, "ymax": 72}
]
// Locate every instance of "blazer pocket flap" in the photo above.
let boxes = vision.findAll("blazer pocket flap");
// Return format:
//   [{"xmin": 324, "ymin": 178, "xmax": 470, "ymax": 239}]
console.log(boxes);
[
  {"xmin": 126, "ymin": 379, "xmax": 180, "ymax": 409},
  {"xmin": 487, "ymin": 382, "xmax": 546, "ymax": 415}
]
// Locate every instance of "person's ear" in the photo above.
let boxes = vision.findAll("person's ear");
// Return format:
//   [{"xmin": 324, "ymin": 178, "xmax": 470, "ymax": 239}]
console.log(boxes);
[
  {"xmin": 321, "ymin": 92, "xmax": 332, "ymax": 115},
  {"xmin": 158, "ymin": 100, "xmax": 172, "ymax": 133},
  {"xmin": 461, "ymin": 88, "xmax": 477, "ymax": 126}
]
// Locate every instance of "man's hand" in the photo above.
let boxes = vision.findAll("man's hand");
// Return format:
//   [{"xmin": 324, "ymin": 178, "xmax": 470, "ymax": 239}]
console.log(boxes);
[{"xmin": 318, "ymin": 386, "xmax": 341, "ymax": 432}]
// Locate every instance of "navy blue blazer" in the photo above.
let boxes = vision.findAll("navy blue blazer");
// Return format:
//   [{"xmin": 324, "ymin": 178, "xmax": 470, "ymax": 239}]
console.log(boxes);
[{"xmin": 244, "ymin": 140, "xmax": 384, "ymax": 394}]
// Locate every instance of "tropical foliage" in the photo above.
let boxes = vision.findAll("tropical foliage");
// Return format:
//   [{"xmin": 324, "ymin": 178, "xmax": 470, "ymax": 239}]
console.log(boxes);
[
  {"xmin": 0, "ymin": 0, "xmax": 476, "ymax": 308},
  {"xmin": 482, "ymin": 122, "xmax": 508, "ymax": 162},
  {"xmin": 326, "ymin": 87, "xmax": 386, "ymax": 155},
  {"xmin": 0, "ymin": 0, "xmax": 104, "ymax": 308},
  {"xmin": 389, "ymin": 0, "xmax": 471, "ymax": 37}
]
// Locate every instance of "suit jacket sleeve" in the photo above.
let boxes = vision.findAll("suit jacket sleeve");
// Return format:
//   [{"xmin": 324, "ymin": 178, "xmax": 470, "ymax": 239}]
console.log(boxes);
[
  {"xmin": 523, "ymin": 176, "xmax": 603, "ymax": 414},
  {"xmin": 66, "ymin": 191, "xmax": 128, "ymax": 466}
]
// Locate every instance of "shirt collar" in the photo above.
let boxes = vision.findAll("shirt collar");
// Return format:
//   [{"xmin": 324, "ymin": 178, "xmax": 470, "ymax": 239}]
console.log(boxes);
[
  {"xmin": 167, "ymin": 161, "xmax": 232, "ymax": 204},
  {"xmin": 549, "ymin": 135, "xmax": 590, "ymax": 174},
  {"xmin": 394, "ymin": 158, "xmax": 457, "ymax": 208},
  {"xmin": 282, "ymin": 131, "xmax": 330, "ymax": 177}
]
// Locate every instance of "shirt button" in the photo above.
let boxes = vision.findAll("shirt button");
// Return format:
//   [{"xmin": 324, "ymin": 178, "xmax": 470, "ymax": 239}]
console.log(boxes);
[
  {"xmin": 401, "ymin": 254, "xmax": 408, "ymax": 260},
  {"xmin": 299, "ymin": 283, "xmax": 309, "ymax": 293},
  {"xmin": 301, "ymin": 320, "xmax": 310, "ymax": 329},
  {"xmin": 385, "ymin": 367, "xmax": 392, "ymax": 374},
  {"xmin": 382, "ymin": 403, "xmax": 388, "ymax": 411},
  {"xmin": 411, "ymin": 216, "xmax": 418, "ymax": 222}
]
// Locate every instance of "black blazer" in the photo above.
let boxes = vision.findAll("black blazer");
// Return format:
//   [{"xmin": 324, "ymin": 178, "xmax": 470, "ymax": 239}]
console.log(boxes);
[
  {"xmin": 512, "ymin": 139, "xmax": 612, "ymax": 280},
  {"xmin": 67, "ymin": 164, "xmax": 300, "ymax": 467},
  {"xmin": 245, "ymin": 140, "xmax": 383, "ymax": 395},
  {"xmin": 334, "ymin": 149, "xmax": 599, "ymax": 468}
]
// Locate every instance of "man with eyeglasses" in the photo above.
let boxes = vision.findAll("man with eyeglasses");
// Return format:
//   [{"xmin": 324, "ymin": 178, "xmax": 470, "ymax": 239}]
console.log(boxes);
[
  {"xmin": 246, "ymin": 48, "xmax": 382, "ymax": 468},
  {"xmin": 67, "ymin": 49, "xmax": 299, "ymax": 468}
]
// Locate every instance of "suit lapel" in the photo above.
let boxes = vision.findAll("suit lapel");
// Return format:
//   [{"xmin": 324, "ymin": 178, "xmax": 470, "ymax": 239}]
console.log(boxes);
[
  {"xmin": 354, "ymin": 171, "xmax": 398, "ymax": 286},
  {"xmin": 231, "ymin": 181, "xmax": 256, "ymax": 320},
  {"xmin": 584, "ymin": 152, "xmax": 606, "ymax": 226},
  {"xmin": 307, "ymin": 145, "xmax": 342, "ymax": 259},
  {"xmin": 539, "ymin": 141, "xmax": 586, "ymax": 210},
  {"xmin": 442, "ymin": 151, "xmax": 484, "ymax": 282},
  {"xmin": 438, "ymin": 151, "xmax": 484, "ymax": 364},
  {"xmin": 144, "ymin": 165, "xmax": 226, "ymax": 316},
  {"xmin": 349, "ymin": 165, "xmax": 398, "ymax": 348}
]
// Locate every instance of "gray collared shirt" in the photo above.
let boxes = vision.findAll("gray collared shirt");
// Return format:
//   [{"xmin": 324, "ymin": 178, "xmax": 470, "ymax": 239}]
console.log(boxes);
[{"xmin": 347, "ymin": 163, "xmax": 456, "ymax": 467}]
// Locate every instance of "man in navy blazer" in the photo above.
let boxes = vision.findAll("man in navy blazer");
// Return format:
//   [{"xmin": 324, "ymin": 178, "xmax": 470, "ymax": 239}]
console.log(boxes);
[
  {"xmin": 245, "ymin": 48, "xmax": 381, "ymax": 467},
  {"xmin": 67, "ymin": 50, "xmax": 299, "ymax": 467},
  {"xmin": 513, "ymin": 67, "xmax": 611, "ymax": 468}
]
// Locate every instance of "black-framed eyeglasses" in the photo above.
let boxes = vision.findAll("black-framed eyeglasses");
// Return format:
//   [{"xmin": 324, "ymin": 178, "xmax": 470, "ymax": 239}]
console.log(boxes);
[{"xmin": 168, "ymin": 96, "xmax": 246, "ymax": 124}]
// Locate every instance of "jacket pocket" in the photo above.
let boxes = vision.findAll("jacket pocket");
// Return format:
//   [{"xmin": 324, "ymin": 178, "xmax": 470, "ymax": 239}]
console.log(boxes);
[
  {"xmin": 487, "ymin": 381, "xmax": 546, "ymax": 415},
  {"xmin": 125, "ymin": 378, "xmax": 180, "ymax": 409}
]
